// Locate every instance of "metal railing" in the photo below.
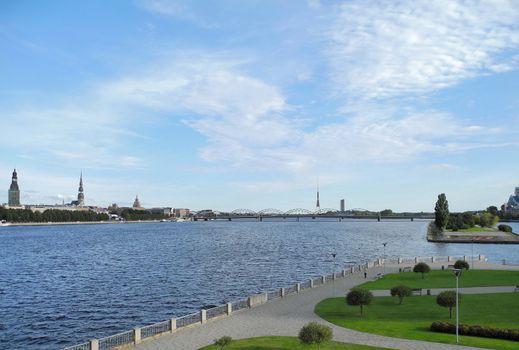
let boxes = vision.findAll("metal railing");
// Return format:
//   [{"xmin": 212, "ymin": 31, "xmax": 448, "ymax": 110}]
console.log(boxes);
[
  {"xmin": 267, "ymin": 289, "xmax": 281, "ymax": 301},
  {"xmin": 300, "ymin": 280, "xmax": 312, "ymax": 290},
  {"xmin": 99, "ymin": 330, "xmax": 134, "ymax": 350},
  {"xmin": 285, "ymin": 284, "xmax": 297, "ymax": 295},
  {"xmin": 231, "ymin": 299, "xmax": 248, "ymax": 311},
  {"xmin": 63, "ymin": 342, "xmax": 90, "ymax": 350},
  {"xmin": 176, "ymin": 312, "xmax": 201, "ymax": 328},
  {"xmin": 141, "ymin": 320, "xmax": 170, "ymax": 339},
  {"xmin": 206, "ymin": 305, "xmax": 227, "ymax": 319}
]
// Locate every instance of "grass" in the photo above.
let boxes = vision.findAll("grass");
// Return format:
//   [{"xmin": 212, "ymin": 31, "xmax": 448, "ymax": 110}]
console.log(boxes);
[
  {"xmin": 359, "ymin": 269, "xmax": 519, "ymax": 290},
  {"xmin": 315, "ymin": 293, "xmax": 519, "ymax": 350},
  {"xmin": 198, "ymin": 336, "xmax": 389, "ymax": 350}
]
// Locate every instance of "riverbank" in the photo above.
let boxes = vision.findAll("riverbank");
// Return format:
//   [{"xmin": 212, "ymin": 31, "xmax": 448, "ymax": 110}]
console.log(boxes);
[
  {"xmin": 426, "ymin": 222, "xmax": 519, "ymax": 244},
  {"xmin": 0, "ymin": 219, "xmax": 179, "ymax": 227}
]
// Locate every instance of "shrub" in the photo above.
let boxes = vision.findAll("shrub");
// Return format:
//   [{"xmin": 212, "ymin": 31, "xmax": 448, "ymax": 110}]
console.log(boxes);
[
  {"xmin": 298, "ymin": 322, "xmax": 333, "ymax": 350},
  {"xmin": 346, "ymin": 288, "xmax": 373, "ymax": 316},
  {"xmin": 390, "ymin": 285, "xmax": 412, "ymax": 304},
  {"xmin": 498, "ymin": 224, "xmax": 513, "ymax": 233},
  {"xmin": 453, "ymin": 260, "xmax": 469, "ymax": 270},
  {"xmin": 213, "ymin": 336, "xmax": 232, "ymax": 350},
  {"xmin": 431, "ymin": 321, "xmax": 519, "ymax": 341},
  {"xmin": 413, "ymin": 262, "xmax": 431, "ymax": 279},
  {"xmin": 436, "ymin": 290, "xmax": 461, "ymax": 319}
]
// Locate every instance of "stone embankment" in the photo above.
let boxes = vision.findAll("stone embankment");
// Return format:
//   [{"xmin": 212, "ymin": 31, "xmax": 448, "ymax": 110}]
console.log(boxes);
[{"xmin": 427, "ymin": 222, "xmax": 519, "ymax": 244}]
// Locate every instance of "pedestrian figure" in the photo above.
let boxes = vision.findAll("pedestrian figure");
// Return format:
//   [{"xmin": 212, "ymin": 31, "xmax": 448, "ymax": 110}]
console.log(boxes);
[{"xmin": 364, "ymin": 271, "xmax": 367, "ymax": 279}]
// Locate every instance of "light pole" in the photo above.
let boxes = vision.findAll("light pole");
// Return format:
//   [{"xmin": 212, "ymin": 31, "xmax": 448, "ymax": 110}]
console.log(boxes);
[
  {"xmin": 471, "ymin": 237, "xmax": 474, "ymax": 270},
  {"xmin": 382, "ymin": 242, "xmax": 388, "ymax": 275},
  {"xmin": 453, "ymin": 268, "xmax": 462, "ymax": 343},
  {"xmin": 332, "ymin": 253, "xmax": 337, "ymax": 297}
]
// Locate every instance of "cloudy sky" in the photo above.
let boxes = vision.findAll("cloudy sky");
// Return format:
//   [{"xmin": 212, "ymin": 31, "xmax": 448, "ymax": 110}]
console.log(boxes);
[{"xmin": 1, "ymin": 0, "xmax": 519, "ymax": 211}]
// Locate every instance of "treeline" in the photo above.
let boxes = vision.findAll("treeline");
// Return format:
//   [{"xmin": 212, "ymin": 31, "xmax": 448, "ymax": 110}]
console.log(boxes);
[
  {"xmin": 0, "ymin": 207, "xmax": 109, "ymax": 223},
  {"xmin": 119, "ymin": 208, "xmax": 169, "ymax": 221},
  {"xmin": 447, "ymin": 211, "xmax": 499, "ymax": 231}
]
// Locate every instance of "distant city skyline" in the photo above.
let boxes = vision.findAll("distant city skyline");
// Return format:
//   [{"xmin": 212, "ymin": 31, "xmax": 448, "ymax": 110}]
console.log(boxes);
[{"xmin": 1, "ymin": 1, "xmax": 519, "ymax": 211}]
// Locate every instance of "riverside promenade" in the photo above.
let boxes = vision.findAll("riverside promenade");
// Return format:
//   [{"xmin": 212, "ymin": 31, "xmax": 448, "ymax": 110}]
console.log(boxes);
[{"xmin": 133, "ymin": 260, "xmax": 519, "ymax": 350}]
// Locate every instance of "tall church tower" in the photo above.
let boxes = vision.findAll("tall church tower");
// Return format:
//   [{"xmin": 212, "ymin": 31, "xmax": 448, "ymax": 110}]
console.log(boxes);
[
  {"xmin": 77, "ymin": 172, "xmax": 85, "ymax": 207},
  {"xmin": 316, "ymin": 182, "xmax": 320, "ymax": 212},
  {"xmin": 8, "ymin": 169, "xmax": 21, "ymax": 207}
]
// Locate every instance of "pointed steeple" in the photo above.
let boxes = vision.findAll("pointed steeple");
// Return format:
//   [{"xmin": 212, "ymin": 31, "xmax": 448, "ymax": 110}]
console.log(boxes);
[
  {"xmin": 8, "ymin": 168, "xmax": 21, "ymax": 206},
  {"xmin": 316, "ymin": 179, "xmax": 320, "ymax": 212},
  {"xmin": 133, "ymin": 194, "xmax": 142, "ymax": 208},
  {"xmin": 77, "ymin": 172, "xmax": 85, "ymax": 207}
]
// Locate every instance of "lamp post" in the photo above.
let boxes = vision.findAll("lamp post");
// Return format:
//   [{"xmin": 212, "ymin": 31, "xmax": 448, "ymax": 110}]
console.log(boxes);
[
  {"xmin": 332, "ymin": 253, "xmax": 337, "ymax": 297},
  {"xmin": 382, "ymin": 242, "xmax": 388, "ymax": 275},
  {"xmin": 453, "ymin": 268, "xmax": 462, "ymax": 343}
]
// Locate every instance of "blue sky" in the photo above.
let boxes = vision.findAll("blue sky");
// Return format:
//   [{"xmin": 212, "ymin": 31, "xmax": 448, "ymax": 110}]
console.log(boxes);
[{"xmin": 1, "ymin": 0, "xmax": 519, "ymax": 212}]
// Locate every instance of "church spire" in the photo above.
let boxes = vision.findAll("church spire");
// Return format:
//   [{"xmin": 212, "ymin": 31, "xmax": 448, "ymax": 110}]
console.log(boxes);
[
  {"xmin": 77, "ymin": 172, "xmax": 84, "ymax": 207},
  {"xmin": 316, "ymin": 179, "xmax": 320, "ymax": 212},
  {"xmin": 8, "ymin": 168, "xmax": 21, "ymax": 206}
]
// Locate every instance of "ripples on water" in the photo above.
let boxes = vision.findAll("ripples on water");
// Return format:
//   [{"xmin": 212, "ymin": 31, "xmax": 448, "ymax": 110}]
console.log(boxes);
[{"xmin": 0, "ymin": 220, "xmax": 518, "ymax": 350}]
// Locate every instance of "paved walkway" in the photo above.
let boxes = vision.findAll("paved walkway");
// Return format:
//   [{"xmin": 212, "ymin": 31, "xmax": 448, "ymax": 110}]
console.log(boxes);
[{"xmin": 133, "ymin": 261, "xmax": 519, "ymax": 350}]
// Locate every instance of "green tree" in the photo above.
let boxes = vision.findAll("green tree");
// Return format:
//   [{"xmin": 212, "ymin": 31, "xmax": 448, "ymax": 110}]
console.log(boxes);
[
  {"xmin": 346, "ymin": 288, "xmax": 373, "ymax": 316},
  {"xmin": 213, "ymin": 336, "xmax": 232, "ymax": 350},
  {"xmin": 390, "ymin": 285, "xmax": 412, "ymax": 304},
  {"xmin": 298, "ymin": 322, "xmax": 333, "ymax": 350},
  {"xmin": 413, "ymin": 262, "xmax": 431, "ymax": 279},
  {"xmin": 436, "ymin": 291, "xmax": 460, "ymax": 319},
  {"xmin": 380, "ymin": 209, "xmax": 393, "ymax": 216},
  {"xmin": 453, "ymin": 260, "xmax": 469, "ymax": 270},
  {"xmin": 486, "ymin": 206, "xmax": 499, "ymax": 216},
  {"xmin": 434, "ymin": 193, "xmax": 449, "ymax": 229}
]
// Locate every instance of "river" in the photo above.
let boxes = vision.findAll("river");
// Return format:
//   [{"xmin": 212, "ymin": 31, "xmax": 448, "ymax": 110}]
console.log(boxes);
[{"xmin": 0, "ymin": 220, "xmax": 518, "ymax": 350}]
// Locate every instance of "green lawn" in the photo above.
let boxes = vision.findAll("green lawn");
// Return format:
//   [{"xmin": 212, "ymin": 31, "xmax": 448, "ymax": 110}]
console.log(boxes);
[
  {"xmin": 446, "ymin": 227, "xmax": 495, "ymax": 233},
  {"xmin": 315, "ymin": 293, "xmax": 519, "ymax": 350},
  {"xmin": 198, "ymin": 336, "xmax": 389, "ymax": 350},
  {"xmin": 359, "ymin": 269, "xmax": 519, "ymax": 290}
]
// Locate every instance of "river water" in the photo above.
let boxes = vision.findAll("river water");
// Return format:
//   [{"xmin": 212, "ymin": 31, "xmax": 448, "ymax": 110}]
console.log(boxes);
[{"xmin": 0, "ymin": 220, "xmax": 518, "ymax": 350}]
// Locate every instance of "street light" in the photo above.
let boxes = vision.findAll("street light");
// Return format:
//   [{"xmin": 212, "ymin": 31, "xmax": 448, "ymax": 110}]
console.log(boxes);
[
  {"xmin": 453, "ymin": 268, "xmax": 462, "ymax": 343},
  {"xmin": 332, "ymin": 253, "xmax": 337, "ymax": 297},
  {"xmin": 382, "ymin": 242, "xmax": 388, "ymax": 275}
]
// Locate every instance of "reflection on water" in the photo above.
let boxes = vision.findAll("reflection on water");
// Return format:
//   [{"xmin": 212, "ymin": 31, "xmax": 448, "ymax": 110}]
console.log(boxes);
[{"xmin": 0, "ymin": 220, "xmax": 518, "ymax": 349}]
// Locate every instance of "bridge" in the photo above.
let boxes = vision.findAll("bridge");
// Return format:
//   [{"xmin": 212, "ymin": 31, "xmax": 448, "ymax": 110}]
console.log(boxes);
[{"xmin": 191, "ymin": 208, "xmax": 434, "ymax": 222}]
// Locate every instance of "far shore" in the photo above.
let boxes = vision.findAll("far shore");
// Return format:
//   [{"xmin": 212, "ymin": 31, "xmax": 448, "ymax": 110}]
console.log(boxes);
[
  {"xmin": 427, "ymin": 223, "xmax": 519, "ymax": 244},
  {"xmin": 0, "ymin": 220, "xmax": 179, "ymax": 228}
]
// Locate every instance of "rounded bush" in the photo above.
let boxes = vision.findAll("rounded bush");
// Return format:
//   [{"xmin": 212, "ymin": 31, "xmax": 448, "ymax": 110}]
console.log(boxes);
[
  {"xmin": 298, "ymin": 322, "xmax": 333, "ymax": 348},
  {"xmin": 346, "ymin": 288, "xmax": 373, "ymax": 316},
  {"xmin": 390, "ymin": 285, "xmax": 412, "ymax": 304},
  {"xmin": 436, "ymin": 290, "xmax": 461, "ymax": 319},
  {"xmin": 454, "ymin": 260, "xmax": 470, "ymax": 270},
  {"xmin": 498, "ymin": 224, "xmax": 513, "ymax": 233},
  {"xmin": 413, "ymin": 262, "xmax": 431, "ymax": 279}
]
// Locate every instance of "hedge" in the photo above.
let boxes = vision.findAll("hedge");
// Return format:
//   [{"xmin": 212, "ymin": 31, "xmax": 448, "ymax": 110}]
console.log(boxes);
[{"xmin": 430, "ymin": 321, "xmax": 519, "ymax": 341}]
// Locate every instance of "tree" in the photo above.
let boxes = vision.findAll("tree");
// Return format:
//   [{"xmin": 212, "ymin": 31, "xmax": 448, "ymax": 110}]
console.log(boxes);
[
  {"xmin": 346, "ymin": 288, "xmax": 373, "ymax": 316},
  {"xmin": 390, "ymin": 285, "xmax": 412, "ymax": 304},
  {"xmin": 413, "ymin": 262, "xmax": 431, "ymax": 279},
  {"xmin": 486, "ymin": 206, "xmax": 499, "ymax": 216},
  {"xmin": 436, "ymin": 291, "xmax": 461, "ymax": 319},
  {"xmin": 434, "ymin": 193, "xmax": 449, "ymax": 229},
  {"xmin": 213, "ymin": 336, "xmax": 232, "ymax": 350},
  {"xmin": 380, "ymin": 209, "xmax": 393, "ymax": 216},
  {"xmin": 453, "ymin": 260, "xmax": 469, "ymax": 270},
  {"xmin": 298, "ymin": 322, "xmax": 333, "ymax": 350}
]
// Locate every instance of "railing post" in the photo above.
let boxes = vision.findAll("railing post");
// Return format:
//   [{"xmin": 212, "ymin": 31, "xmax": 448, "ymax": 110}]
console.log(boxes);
[
  {"xmin": 448, "ymin": 256, "xmax": 453, "ymax": 262},
  {"xmin": 201, "ymin": 309, "xmax": 207, "ymax": 324},
  {"xmin": 463, "ymin": 255, "xmax": 467, "ymax": 261},
  {"xmin": 226, "ymin": 302, "xmax": 232, "ymax": 315},
  {"xmin": 398, "ymin": 257, "xmax": 402, "ymax": 264},
  {"xmin": 90, "ymin": 339, "xmax": 99, "ymax": 350},
  {"xmin": 170, "ymin": 318, "xmax": 177, "ymax": 332},
  {"xmin": 310, "ymin": 279, "xmax": 314, "ymax": 288},
  {"xmin": 296, "ymin": 283, "xmax": 301, "ymax": 293},
  {"xmin": 414, "ymin": 257, "xmax": 418, "ymax": 263},
  {"xmin": 350, "ymin": 266, "xmax": 355, "ymax": 273},
  {"xmin": 321, "ymin": 275, "xmax": 326, "ymax": 284},
  {"xmin": 332, "ymin": 272, "xmax": 336, "ymax": 281},
  {"xmin": 134, "ymin": 327, "xmax": 141, "ymax": 345},
  {"xmin": 280, "ymin": 287, "xmax": 285, "ymax": 297},
  {"xmin": 342, "ymin": 269, "xmax": 346, "ymax": 277},
  {"xmin": 431, "ymin": 256, "xmax": 435, "ymax": 263}
]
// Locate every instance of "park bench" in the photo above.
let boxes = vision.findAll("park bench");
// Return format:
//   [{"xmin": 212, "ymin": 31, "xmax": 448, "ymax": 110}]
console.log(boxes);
[
  {"xmin": 447, "ymin": 264, "xmax": 455, "ymax": 269},
  {"xmin": 514, "ymin": 285, "xmax": 519, "ymax": 292},
  {"xmin": 402, "ymin": 266, "xmax": 412, "ymax": 272},
  {"xmin": 412, "ymin": 288, "xmax": 423, "ymax": 296},
  {"xmin": 376, "ymin": 273, "xmax": 383, "ymax": 279}
]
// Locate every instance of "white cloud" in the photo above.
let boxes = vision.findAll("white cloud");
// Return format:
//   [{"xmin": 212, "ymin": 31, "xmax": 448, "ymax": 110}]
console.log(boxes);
[
  {"xmin": 328, "ymin": 0, "xmax": 519, "ymax": 99},
  {"xmin": 137, "ymin": 0, "xmax": 216, "ymax": 28}
]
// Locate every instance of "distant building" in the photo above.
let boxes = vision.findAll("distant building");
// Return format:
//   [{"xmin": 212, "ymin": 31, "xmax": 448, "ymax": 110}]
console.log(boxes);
[
  {"xmin": 69, "ymin": 173, "xmax": 85, "ymax": 207},
  {"xmin": 133, "ymin": 195, "xmax": 144, "ymax": 209},
  {"xmin": 505, "ymin": 187, "xmax": 519, "ymax": 213},
  {"xmin": 340, "ymin": 199, "xmax": 345, "ymax": 212},
  {"xmin": 151, "ymin": 207, "xmax": 172, "ymax": 216},
  {"xmin": 174, "ymin": 208, "xmax": 190, "ymax": 218},
  {"xmin": 8, "ymin": 169, "xmax": 21, "ymax": 207}
]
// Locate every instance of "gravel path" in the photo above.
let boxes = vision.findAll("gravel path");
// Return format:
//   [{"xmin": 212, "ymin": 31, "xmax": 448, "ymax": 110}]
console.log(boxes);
[{"xmin": 133, "ymin": 260, "xmax": 519, "ymax": 350}]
